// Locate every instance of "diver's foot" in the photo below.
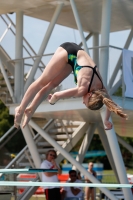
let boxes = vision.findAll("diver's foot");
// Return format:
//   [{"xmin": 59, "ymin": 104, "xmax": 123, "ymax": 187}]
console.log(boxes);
[
  {"xmin": 22, "ymin": 107, "xmax": 33, "ymax": 128},
  {"xmin": 14, "ymin": 106, "xmax": 23, "ymax": 129}
]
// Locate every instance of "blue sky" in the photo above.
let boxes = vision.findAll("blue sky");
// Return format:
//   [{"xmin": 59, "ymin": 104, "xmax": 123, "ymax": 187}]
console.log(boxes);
[
  {"xmin": 1, "ymin": 14, "xmax": 133, "ymax": 89},
  {"xmin": 3, "ymin": 14, "xmax": 132, "ymax": 55}
]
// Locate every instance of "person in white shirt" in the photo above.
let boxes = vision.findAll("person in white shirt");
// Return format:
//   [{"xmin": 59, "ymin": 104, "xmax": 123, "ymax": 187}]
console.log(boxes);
[
  {"xmin": 62, "ymin": 170, "xmax": 83, "ymax": 200},
  {"xmin": 40, "ymin": 150, "xmax": 61, "ymax": 200}
]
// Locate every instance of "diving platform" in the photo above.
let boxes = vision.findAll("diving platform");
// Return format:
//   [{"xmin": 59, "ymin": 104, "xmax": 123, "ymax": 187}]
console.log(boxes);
[
  {"xmin": 9, "ymin": 95, "xmax": 133, "ymax": 137},
  {"xmin": 0, "ymin": 0, "xmax": 133, "ymax": 33}
]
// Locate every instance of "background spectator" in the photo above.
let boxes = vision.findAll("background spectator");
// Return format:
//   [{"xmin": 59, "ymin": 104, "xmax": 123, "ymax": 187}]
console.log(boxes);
[
  {"xmin": 85, "ymin": 162, "xmax": 97, "ymax": 200},
  {"xmin": 40, "ymin": 150, "xmax": 61, "ymax": 200},
  {"xmin": 62, "ymin": 170, "xmax": 83, "ymax": 200},
  {"xmin": 77, "ymin": 171, "xmax": 82, "ymax": 180}
]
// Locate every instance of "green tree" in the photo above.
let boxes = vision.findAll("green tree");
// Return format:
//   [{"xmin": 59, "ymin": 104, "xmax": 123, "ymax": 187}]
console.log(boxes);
[
  {"xmin": 114, "ymin": 86, "xmax": 122, "ymax": 96},
  {"xmin": 72, "ymin": 134, "xmax": 133, "ymax": 169},
  {"xmin": 119, "ymin": 137, "xmax": 133, "ymax": 168},
  {"xmin": 0, "ymin": 100, "xmax": 14, "ymax": 137},
  {"xmin": 0, "ymin": 100, "xmax": 26, "ymax": 153}
]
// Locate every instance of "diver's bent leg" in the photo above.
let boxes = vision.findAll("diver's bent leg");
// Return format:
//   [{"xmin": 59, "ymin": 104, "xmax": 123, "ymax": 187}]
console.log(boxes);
[
  {"xmin": 14, "ymin": 47, "xmax": 68, "ymax": 128},
  {"xmin": 14, "ymin": 80, "xmax": 44, "ymax": 128},
  {"xmin": 22, "ymin": 83, "xmax": 53, "ymax": 128},
  {"xmin": 22, "ymin": 64, "xmax": 72, "ymax": 128}
]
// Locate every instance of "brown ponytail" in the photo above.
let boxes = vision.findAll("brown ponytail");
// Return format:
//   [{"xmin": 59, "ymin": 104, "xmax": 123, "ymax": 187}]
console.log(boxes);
[
  {"xmin": 103, "ymin": 97, "xmax": 128, "ymax": 119},
  {"xmin": 88, "ymin": 89, "xmax": 128, "ymax": 119}
]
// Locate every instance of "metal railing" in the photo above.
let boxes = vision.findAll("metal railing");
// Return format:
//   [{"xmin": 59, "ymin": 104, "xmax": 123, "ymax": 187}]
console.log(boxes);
[
  {"xmin": 0, "ymin": 126, "xmax": 19, "ymax": 150},
  {"xmin": 0, "ymin": 14, "xmax": 46, "ymax": 72}
]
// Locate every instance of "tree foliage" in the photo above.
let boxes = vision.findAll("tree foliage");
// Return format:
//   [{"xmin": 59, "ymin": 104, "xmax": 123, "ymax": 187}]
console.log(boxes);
[
  {"xmin": 0, "ymin": 100, "xmax": 14, "ymax": 137},
  {"xmin": 73, "ymin": 134, "xmax": 133, "ymax": 169},
  {"xmin": 0, "ymin": 100, "xmax": 26, "ymax": 153},
  {"xmin": 114, "ymin": 86, "xmax": 122, "ymax": 96}
]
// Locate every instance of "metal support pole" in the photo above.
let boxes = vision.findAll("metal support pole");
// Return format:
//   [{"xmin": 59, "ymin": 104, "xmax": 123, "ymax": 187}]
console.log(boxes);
[
  {"xmin": 0, "ymin": 126, "xmax": 15, "ymax": 143},
  {"xmin": 12, "ymin": 163, "xmax": 17, "ymax": 200},
  {"xmin": 75, "ymin": 124, "xmax": 96, "ymax": 164},
  {"xmin": 28, "ymin": 120, "xmax": 117, "ymax": 200},
  {"xmin": 70, "ymin": 0, "xmax": 89, "ymax": 54},
  {"xmin": 0, "ymin": 23, "xmax": 11, "ymax": 43},
  {"xmin": 14, "ymin": 11, "xmax": 24, "ymax": 103},
  {"xmin": 0, "ymin": 60, "xmax": 16, "ymax": 103},
  {"xmin": 108, "ymin": 29, "xmax": 133, "ymax": 88},
  {"xmin": 99, "ymin": 0, "xmax": 112, "ymax": 87},
  {"xmin": 24, "ymin": 3, "xmax": 64, "ymax": 92},
  {"xmin": 21, "ymin": 125, "xmax": 41, "ymax": 179},
  {"xmin": 100, "ymin": 106, "xmax": 133, "ymax": 200},
  {"xmin": 93, "ymin": 33, "xmax": 99, "ymax": 67},
  {"xmin": 78, "ymin": 32, "xmax": 93, "ymax": 47},
  {"xmin": 97, "ymin": 125, "xmax": 120, "ymax": 182}
]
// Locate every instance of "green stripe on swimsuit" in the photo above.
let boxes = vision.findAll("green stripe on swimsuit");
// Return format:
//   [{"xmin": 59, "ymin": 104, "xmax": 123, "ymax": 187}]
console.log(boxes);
[{"xmin": 68, "ymin": 54, "xmax": 82, "ymax": 84}]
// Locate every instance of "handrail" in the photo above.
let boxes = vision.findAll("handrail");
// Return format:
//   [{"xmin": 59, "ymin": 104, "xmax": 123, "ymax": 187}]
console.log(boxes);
[
  {"xmin": 0, "ymin": 14, "xmax": 46, "ymax": 72},
  {"xmin": 0, "ymin": 126, "xmax": 15, "ymax": 143},
  {"xmin": 5, "ymin": 119, "xmax": 54, "ymax": 169},
  {"xmin": 7, "ymin": 53, "xmax": 54, "ymax": 63},
  {"xmin": 88, "ymin": 45, "xmax": 123, "ymax": 51},
  {"xmin": 0, "ymin": 128, "xmax": 19, "ymax": 150},
  {"xmin": 5, "ymin": 14, "xmax": 46, "ymax": 69},
  {"xmin": 5, "ymin": 133, "xmax": 41, "ymax": 169}
]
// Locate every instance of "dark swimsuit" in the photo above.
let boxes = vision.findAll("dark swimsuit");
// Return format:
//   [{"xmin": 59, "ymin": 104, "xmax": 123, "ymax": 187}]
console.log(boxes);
[
  {"xmin": 60, "ymin": 42, "xmax": 103, "ymax": 92},
  {"xmin": 87, "ymin": 171, "xmax": 96, "ymax": 189}
]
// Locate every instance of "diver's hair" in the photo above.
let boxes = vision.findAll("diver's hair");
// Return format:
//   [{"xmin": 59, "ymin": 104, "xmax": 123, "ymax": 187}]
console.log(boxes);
[{"xmin": 88, "ymin": 89, "xmax": 128, "ymax": 119}]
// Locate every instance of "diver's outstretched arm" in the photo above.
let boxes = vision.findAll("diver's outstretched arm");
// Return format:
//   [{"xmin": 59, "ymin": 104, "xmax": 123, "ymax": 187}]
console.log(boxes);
[
  {"xmin": 104, "ymin": 108, "xmax": 112, "ymax": 130},
  {"xmin": 48, "ymin": 86, "xmax": 86, "ymax": 104}
]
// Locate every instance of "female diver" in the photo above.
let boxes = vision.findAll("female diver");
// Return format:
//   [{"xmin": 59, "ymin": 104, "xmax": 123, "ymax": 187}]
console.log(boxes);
[{"xmin": 14, "ymin": 42, "xmax": 127, "ymax": 129}]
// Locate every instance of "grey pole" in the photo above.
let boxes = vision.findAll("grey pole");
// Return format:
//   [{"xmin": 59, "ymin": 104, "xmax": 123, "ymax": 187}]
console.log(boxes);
[
  {"xmin": 100, "ymin": 106, "xmax": 133, "ymax": 200},
  {"xmin": 14, "ymin": 11, "xmax": 24, "ymax": 103},
  {"xmin": 99, "ymin": 0, "xmax": 112, "ymax": 87},
  {"xmin": 75, "ymin": 124, "xmax": 96, "ymax": 163},
  {"xmin": 78, "ymin": 32, "xmax": 93, "ymax": 47},
  {"xmin": 24, "ymin": 3, "xmax": 64, "ymax": 92},
  {"xmin": 28, "ymin": 120, "xmax": 117, "ymax": 200},
  {"xmin": 93, "ymin": 33, "xmax": 99, "ymax": 67},
  {"xmin": 97, "ymin": 125, "xmax": 120, "ymax": 182},
  {"xmin": 0, "ymin": 60, "xmax": 16, "ymax": 103},
  {"xmin": 70, "ymin": 0, "xmax": 89, "ymax": 54},
  {"xmin": 73, "ymin": 123, "xmax": 96, "ymax": 200},
  {"xmin": 21, "ymin": 125, "xmax": 41, "ymax": 179}
]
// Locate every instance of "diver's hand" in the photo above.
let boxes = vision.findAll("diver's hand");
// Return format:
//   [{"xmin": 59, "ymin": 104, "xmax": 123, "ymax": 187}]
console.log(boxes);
[
  {"xmin": 48, "ymin": 93, "xmax": 59, "ymax": 105},
  {"xmin": 104, "ymin": 120, "xmax": 112, "ymax": 130},
  {"xmin": 48, "ymin": 94, "xmax": 55, "ymax": 105}
]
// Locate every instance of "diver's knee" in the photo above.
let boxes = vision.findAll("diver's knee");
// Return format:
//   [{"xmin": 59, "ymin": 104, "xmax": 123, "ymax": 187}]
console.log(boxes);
[{"xmin": 49, "ymin": 81, "xmax": 59, "ymax": 89}]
